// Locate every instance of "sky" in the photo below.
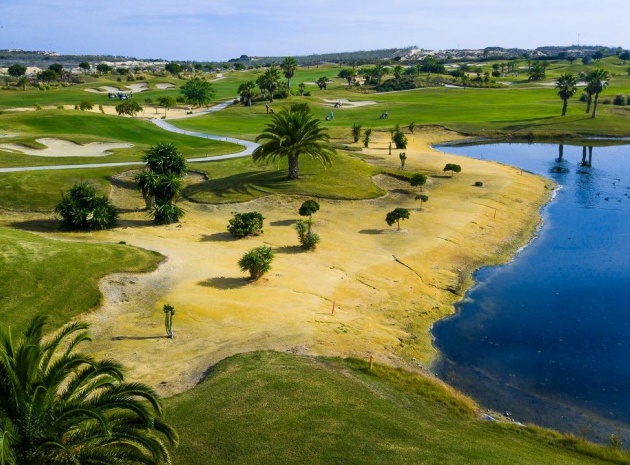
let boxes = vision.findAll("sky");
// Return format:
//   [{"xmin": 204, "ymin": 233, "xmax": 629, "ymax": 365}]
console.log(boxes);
[{"xmin": 1, "ymin": 0, "xmax": 628, "ymax": 61}]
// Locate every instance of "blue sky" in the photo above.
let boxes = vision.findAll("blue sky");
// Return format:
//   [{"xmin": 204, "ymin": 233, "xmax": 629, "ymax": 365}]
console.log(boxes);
[{"xmin": 1, "ymin": 0, "xmax": 628, "ymax": 61}]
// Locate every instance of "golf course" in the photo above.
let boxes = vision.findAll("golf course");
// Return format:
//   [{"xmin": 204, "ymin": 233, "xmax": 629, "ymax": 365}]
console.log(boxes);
[{"xmin": 2, "ymin": 53, "xmax": 630, "ymax": 464}]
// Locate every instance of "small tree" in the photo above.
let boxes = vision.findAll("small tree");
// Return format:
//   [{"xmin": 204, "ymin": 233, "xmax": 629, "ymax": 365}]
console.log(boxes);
[
  {"xmin": 399, "ymin": 152, "xmax": 407, "ymax": 170},
  {"xmin": 299, "ymin": 199, "xmax": 320, "ymax": 218},
  {"xmin": 408, "ymin": 121, "xmax": 416, "ymax": 133},
  {"xmin": 8, "ymin": 63, "xmax": 27, "ymax": 78},
  {"xmin": 115, "ymin": 100, "xmax": 142, "ymax": 117},
  {"xmin": 410, "ymin": 172, "xmax": 427, "ymax": 190},
  {"xmin": 385, "ymin": 208, "xmax": 410, "ymax": 231},
  {"xmin": 158, "ymin": 96, "xmax": 177, "ymax": 117},
  {"xmin": 392, "ymin": 129, "xmax": 408, "ymax": 149},
  {"xmin": 363, "ymin": 128, "xmax": 372, "ymax": 148},
  {"xmin": 96, "ymin": 63, "xmax": 112, "ymax": 74},
  {"xmin": 180, "ymin": 77, "xmax": 215, "ymax": 107},
  {"xmin": 239, "ymin": 246, "xmax": 275, "ymax": 280},
  {"xmin": 415, "ymin": 194, "xmax": 429, "ymax": 207},
  {"xmin": 79, "ymin": 100, "xmax": 93, "ymax": 111},
  {"xmin": 443, "ymin": 163, "xmax": 462, "ymax": 177},
  {"xmin": 227, "ymin": 211, "xmax": 264, "ymax": 237},
  {"xmin": 351, "ymin": 122, "xmax": 362, "ymax": 143},
  {"xmin": 163, "ymin": 304, "xmax": 175, "ymax": 338},
  {"xmin": 55, "ymin": 181, "xmax": 118, "ymax": 230},
  {"xmin": 79, "ymin": 61, "xmax": 91, "ymax": 73}
]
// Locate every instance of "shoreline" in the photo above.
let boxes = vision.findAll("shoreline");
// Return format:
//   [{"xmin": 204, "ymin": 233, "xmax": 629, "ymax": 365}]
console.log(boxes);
[{"xmin": 45, "ymin": 127, "xmax": 551, "ymax": 398}]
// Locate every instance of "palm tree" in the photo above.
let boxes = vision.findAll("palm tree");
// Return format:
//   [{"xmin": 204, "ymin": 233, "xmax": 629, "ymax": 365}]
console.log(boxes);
[
  {"xmin": 253, "ymin": 105, "xmax": 335, "ymax": 180},
  {"xmin": 263, "ymin": 66, "xmax": 281, "ymax": 102},
  {"xmin": 0, "ymin": 315, "xmax": 178, "ymax": 464},
  {"xmin": 239, "ymin": 246, "xmax": 275, "ymax": 280},
  {"xmin": 555, "ymin": 73, "xmax": 578, "ymax": 116},
  {"xmin": 315, "ymin": 76, "xmax": 329, "ymax": 90},
  {"xmin": 135, "ymin": 142, "xmax": 187, "ymax": 224},
  {"xmin": 586, "ymin": 68, "xmax": 610, "ymax": 118},
  {"xmin": 280, "ymin": 56, "xmax": 298, "ymax": 91},
  {"xmin": 238, "ymin": 80, "xmax": 256, "ymax": 106}
]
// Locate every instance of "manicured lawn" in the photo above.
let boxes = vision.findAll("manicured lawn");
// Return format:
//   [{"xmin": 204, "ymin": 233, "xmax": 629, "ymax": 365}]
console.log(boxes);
[
  {"xmin": 167, "ymin": 351, "xmax": 628, "ymax": 465},
  {"xmin": 0, "ymin": 226, "xmax": 162, "ymax": 332}
]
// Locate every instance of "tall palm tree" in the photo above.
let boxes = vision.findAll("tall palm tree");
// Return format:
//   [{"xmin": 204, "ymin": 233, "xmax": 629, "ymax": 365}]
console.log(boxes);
[
  {"xmin": 0, "ymin": 315, "xmax": 178, "ymax": 464},
  {"xmin": 555, "ymin": 73, "xmax": 578, "ymax": 116},
  {"xmin": 253, "ymin": 105, "xmax": 335, "ymax": 180},
  {"xmin": 280, "ymin": 56, "xmax": 298, "ymax": 91},
  {"xmin": 586, "ymin": 68, "xmax": 610, "ymax": 118}
]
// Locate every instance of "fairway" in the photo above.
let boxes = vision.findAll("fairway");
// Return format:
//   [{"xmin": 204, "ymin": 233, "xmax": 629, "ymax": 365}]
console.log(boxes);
[{"xmin": 2, "ymin": 53, "xmax": 630, "ymax": 464}]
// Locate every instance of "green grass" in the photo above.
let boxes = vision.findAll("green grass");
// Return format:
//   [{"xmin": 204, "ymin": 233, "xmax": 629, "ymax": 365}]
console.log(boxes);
[
  {"xmin": 0, "ymin": 226, "xmax": 162, "ymax": 332},
  {"xmin": 0, "ymin": 110, "xmax": 239, "ymax": 168},
  {"xmin": 185, "ymin": 150, "xmax": 385, "ymax": 204},
  {"xmin": 166, "ymin": 351, "xmax": 628, "ymax": 465}
]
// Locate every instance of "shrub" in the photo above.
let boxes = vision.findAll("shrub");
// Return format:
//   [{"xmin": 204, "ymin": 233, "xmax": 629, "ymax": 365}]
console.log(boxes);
[
  {"xmin": 295, "ymin": 219, "xmax": 320, "ymax": 250},
  {"xmin": 474, "ymin": 181, "xmax": 484, "ymax": 187},
  {"xmin": 79, "ymin": 100, "xmax": 93, "ymax": 111},
  {"xmin": 151, "ymin": 201, "xmax": 185, "ymax": 225},
  {"xmin": 579, "ymin": 92, "xmax": 589, "ymax": 102},
  {"xmin": 54, "ymin": 181, "xmax": 118, "ymax": 230},
  {"xmin": 392, "ymin": 129, "xmax": 407, "ymax": 149},
  {"xmin": 613, "ymin": 94, "xmax": 627, "ymax": 106},
  {"xmin": 239, "ymin": 246, "xmax": 275, "ymax": 280},
  {"xmin": 227, "ymin": 211, "xmax": 264, "ymax": 237}
]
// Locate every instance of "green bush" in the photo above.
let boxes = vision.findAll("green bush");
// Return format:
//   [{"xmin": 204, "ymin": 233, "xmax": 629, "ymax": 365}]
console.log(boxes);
[
  {"xmin": 295, "ymin": 219, "xmax": 320, "ymax": 250},
  {"xmin": 227, "ymin": 211, "xmax": 264, "ymax": 238},
  {"xmin": 613, "ymin": 94, "xmax": 627, "ymax": 106},
  {"xmin": 238, "ymin": 246, "xmax": 275, "ymax": 280},
  {"xmin": 299, "ymin": 200, "xmax": 320, "ymax": 218},
  {"xmin": 54, "ymin": 181, "xmax": 118, "ymax": 231},
  {"xmin": 474, "ymin": 181, "xmax": 484, "ymax": 187}
]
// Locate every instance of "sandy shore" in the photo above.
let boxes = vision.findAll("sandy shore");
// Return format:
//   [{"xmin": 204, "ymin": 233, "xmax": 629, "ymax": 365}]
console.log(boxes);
[{"xmin": 12, "ymin": 129, "xmax": 551, "ymax": 397}]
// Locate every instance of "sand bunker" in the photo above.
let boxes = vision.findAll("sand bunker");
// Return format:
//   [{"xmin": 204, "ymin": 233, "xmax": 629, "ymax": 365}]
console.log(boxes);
[
  {"xmin": 0, "ymin": 138, "xmax": 132, "ymax": 157},
  {"xmin": 323, "ymin": 98, "xmax": 377, "ymax": 108},
  {"xmin": 85, "ymin": 86, "xmax": 122, "ymax": 94},
  {"xmin": 126, "ymin": 83, "xmax": 149, "ymax": 92},
  {"xmin": 156, "ymin": 83, "xmax": 176, "ymax": 89}
]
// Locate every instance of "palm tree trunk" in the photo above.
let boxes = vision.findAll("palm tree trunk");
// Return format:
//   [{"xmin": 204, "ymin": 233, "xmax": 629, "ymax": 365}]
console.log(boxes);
[
  {"xmin": 586, "ymin": 95, "xmax": 592, "ymax": 114},
  {"xmin": 591, "ymin": 93, "xmax": 600, "ymax": 118},
  {"xmin": 288, "ymin": 155, "xmax": 299, "ymax": 180},
  {"xmin": 561, "ymin": 99, "xmax": 568, "ymax": 116}
]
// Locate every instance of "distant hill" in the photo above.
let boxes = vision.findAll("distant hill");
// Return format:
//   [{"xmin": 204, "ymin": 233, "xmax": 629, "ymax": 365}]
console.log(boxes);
[{"xmin": 1, "ymin": 44, "xmax": 626, "ymax": 69}]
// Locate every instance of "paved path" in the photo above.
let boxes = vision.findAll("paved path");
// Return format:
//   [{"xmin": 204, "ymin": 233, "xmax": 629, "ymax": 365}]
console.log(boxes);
[{"xmin": 0, "ymin": 100, "xmax": 258, "ymax": 173}]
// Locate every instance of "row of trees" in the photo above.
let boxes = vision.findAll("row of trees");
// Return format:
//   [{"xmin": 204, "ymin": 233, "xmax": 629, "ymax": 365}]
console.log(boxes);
[{"xmin": 555, "ymin": 68, "xmax": 610, "ymax": 118}]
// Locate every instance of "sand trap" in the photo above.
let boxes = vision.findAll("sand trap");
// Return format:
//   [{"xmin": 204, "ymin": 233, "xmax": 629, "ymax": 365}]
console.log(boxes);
[
  {"xmin": 85, "ymin": 86, "xmax": 122, "ymax": 94},
  {"xmin": 0, "ymin": 138, "xmax": 133, "ymax": 157},
  {"xmin": 323, "ymin": 98, "xmax": 377, "ymax": 108},
  {"xmin": 125, "ymin": 83, "xmax": 149, "ymax": 92},
  {"xmin": 156, "ymin": 83, "xmax": 176, "ymax": 89},
  {"xmin": 0, "ymin": 133, "xmax": 16, "ymax": 138}
]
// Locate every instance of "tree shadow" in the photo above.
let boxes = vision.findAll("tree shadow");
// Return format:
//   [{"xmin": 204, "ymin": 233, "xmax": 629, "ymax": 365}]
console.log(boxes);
[
  {"xmin": 109, "ymin": 176, "xmax": 138, "ymax": 190},
  {"xmin": 270, "ymin": 219, "xmax": 296, "ymax": 227},
  {"xmin": 198, "ymin": 276, "xmax": 248, "ymax": 289},
  {"xmin": 275, "ymin": 245, "xmax": 303, "ymax": 254},
  {"xmin": 391, "ymin": 188, "xmax": 413, "ymax": 195},
  {"xmin": 359, "ymin": 229, "xmax": 385, "ymax": 235},
  {"xmin": 117, "ymin": 218, "xmax": 155, "ymax": 228},
  {"xmin": 200, "ymin": 232, "xmax": 236, "ymax": 242},
  {"xmin": 184, "ymin": 170, "xmax": 293, "ymax": 201},
  {"xmin": 111, "ymin": 335, "xmax": 167, "ymax": 340},
  {"xmin": 8, "ymin": 218, "xmax": 59, "ymax": 233}
]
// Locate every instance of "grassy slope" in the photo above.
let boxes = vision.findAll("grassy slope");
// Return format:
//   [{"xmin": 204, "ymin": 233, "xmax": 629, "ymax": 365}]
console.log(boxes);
[
  {"xmin": 0, "ymin": 226, "xmax": 162, "ymax": 332},
  {"xmin": 167, "ymin": 351, "xmax": 628, "ymax": 465}
]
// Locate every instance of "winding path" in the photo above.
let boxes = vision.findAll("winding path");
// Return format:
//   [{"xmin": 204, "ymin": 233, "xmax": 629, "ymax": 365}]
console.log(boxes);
[{"xmin": 0, "ymin": 101, "xmax": 258, "ymax": 173}]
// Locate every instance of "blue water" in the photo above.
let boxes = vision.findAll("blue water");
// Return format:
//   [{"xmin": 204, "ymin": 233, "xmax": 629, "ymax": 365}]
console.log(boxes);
[{"xmin": 431, "ymin": 143, "xmax": 630, "ymax": 442}]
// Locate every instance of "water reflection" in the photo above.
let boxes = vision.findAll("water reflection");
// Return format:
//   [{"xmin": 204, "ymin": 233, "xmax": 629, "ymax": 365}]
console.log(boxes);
[{"xmin": 432, "ymin": 143, "xmax": 630, "ymax": 444}]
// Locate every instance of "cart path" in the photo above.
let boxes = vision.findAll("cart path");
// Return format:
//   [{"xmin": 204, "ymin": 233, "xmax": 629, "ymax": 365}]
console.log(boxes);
[{"xmin": 0, "ymin": 100, "xmax": 258, "ymax": 173}]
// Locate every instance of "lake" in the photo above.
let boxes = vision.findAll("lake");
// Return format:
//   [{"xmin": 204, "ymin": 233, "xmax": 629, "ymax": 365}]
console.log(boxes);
[{"xmin": 431, "ymin": 142, "xmax": 630, "ymax": 443}]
